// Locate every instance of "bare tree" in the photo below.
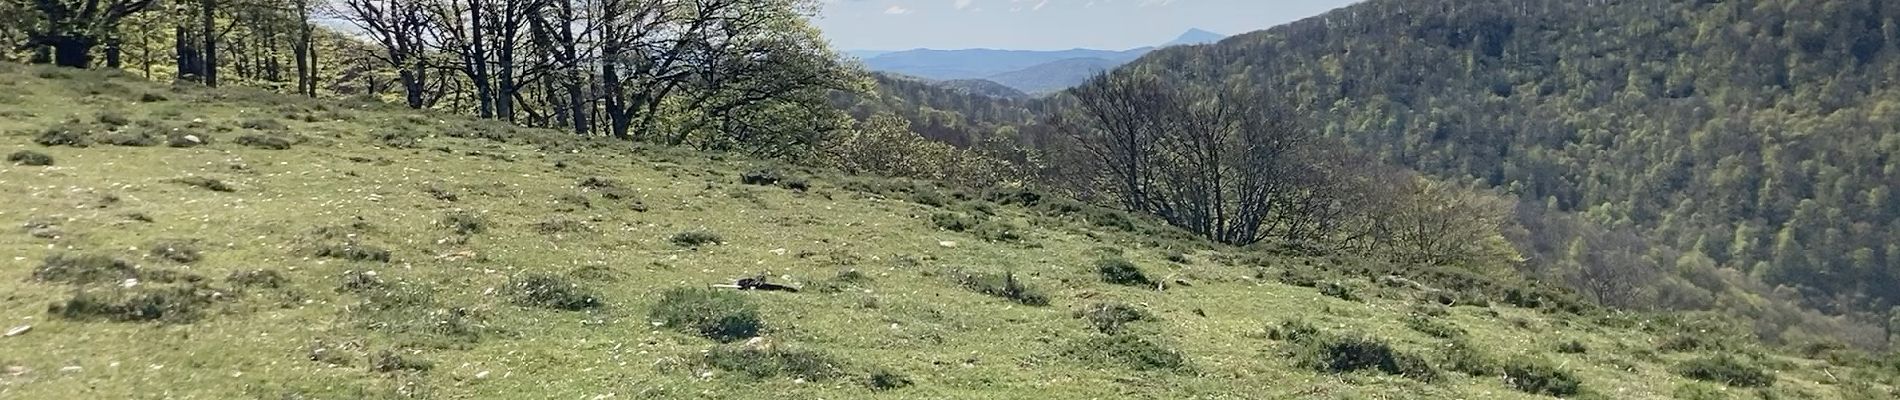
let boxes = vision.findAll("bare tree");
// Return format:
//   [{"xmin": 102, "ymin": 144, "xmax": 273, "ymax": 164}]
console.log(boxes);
[{"xmin": 334, "ymin": 0, "xmax": 433, "ymax": 108}]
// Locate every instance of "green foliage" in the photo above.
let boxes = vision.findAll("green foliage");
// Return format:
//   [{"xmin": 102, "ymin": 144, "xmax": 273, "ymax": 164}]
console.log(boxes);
[
  {"xmin": 930, "ymin": 212, "xmax": 979, "ymax": 232},
  {"xmin": 505, "ymin": 275, "xmax": 602, "ymax": 311},
  {"xmin": 1674, "ymin": 355, "xmax": 1775, "ymax": 388},
  {"xmin": 49, "ymin": 285, "xmax": 216, "ymax": 323},
  {"xmin": 226, "ymin": 269, "xmax": 287, "ymax": 289},
  {"xmin": 235, "ymin": 134, "xmax": 293, "ymax": 150},
  {"xmin": 369, "ymin": 350, "xmax": 432, "ymax": 373},
  {"xmin": 35, "ymin": 121, "xmax": 93, "ymax": 147},
  {"xmin": 33, "ymin": 253, "xmax": 136, "ymax": 284},
  {"xmin": 1318, "ymin": 281, "xmax": 1359, "ymax": 302},
  {"xmin": 1095, "ymin": 258, "xmax": 1152, "ymax": 287},
  {"xmin": 1075, "ymin": 302, "xmax": 1151, "ymax": 334},
  {"xmin": 7, "ymin": 150, "xmax": 53, "ymax": 166},
  {"xmin": 1557, "ymin": 340, "xmax": 1589, "ymax": 354},
  {"xmin": 1503, "ymin": 357, "xmax": 1583, "ymax": 396},
  {"xmin": 147, "ymin": 239, "xmax": 202, "ymax": 263},
  {"xmin": 1064, "ymin": 334, "xmax": 1190, "ymax": 372},
  {"xmin": 441, "ymin": 212, "xmax": 485, "ymax": 235},
  {"xmin": 863, "ymin": 368, "xmax": 913, "ymax": 391},
  {"xmin": 703, "ymin": 343, "xmax": 845, "ymax": 381},
  {"xmin": 170, "ymin": 176, "xmax": 235, "ymax": 192},
  {"xmin": 1291, "ymin": 331, "xmax": 1437, "ymax": 382},
  {"xmin": 650, "ymin": 288, "xmax": 763, "ymax": 343},
  {"xmin": 953, "ymin": 270, "xmax": 1049, "ymax": 306},
  {"xmin": 1402, "ymin": 314, "xmax": 1466, "ymax": 339},
  {"xmin": 670, "ymin": 230, "xmax": 723, "ymax": 247},
  {"xmin": 1440, "ymin": 340, "xmax": 1497, "ymax": 376}
]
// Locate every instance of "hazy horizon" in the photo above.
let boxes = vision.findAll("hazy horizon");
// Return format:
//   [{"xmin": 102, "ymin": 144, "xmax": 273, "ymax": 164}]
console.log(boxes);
[{"xmin": 817, "ymin": 0, "xmax": 1363, "ymax": 51}]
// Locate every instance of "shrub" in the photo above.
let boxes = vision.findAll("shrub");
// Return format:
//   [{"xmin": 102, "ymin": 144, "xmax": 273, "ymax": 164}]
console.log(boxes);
[
  {"xmin": 703, "ymin": 343, "xmax": 844, "ymax": 381},
  {"xmin": 505, "ymin": 275, "xmax": 603, "ymax": 311},
  {"xmin": 1290, "ymin": 329, "xmax": 1437, "ymax": 382},
  {"xmin": 95, "ymin": 111, "xmax": 132, "ymax": 127},
  {"xmin": 1064, "ymin": 334, "xmax": 1190, "ymax": 371},
  {"xmin": 1402, "ymin": 314, "xmax": 1465, "ymax": 339},
  {"xmin": 954, "ymin": 270, "xmax": 1049, "ymax": 306},
  {"xmin": 740, "ymin": 170, "xmax": 781, "ymax": 186},
  {"xmin": 534, "ymin": 218, "xmax": 587, "ymax": 234},
  {"xmin": 1267, "ymin": 319, "xmax": 1322, "ymax": 342},
  {"xmin": 1557, "ymin": 340, "xmax": 1589, "ymax": 354},
  {"xmin": 235, "ymin": 134, "xmax": 293, "ymax": 150},
  {"xmin": 148, "ymin": 239, "xmax": 202, "ymax": 263},
  {"xmin": 1165, "ymin": 251, "xmax": 1191, "ymax": 264},
  {"xmin": 1503, "ymin": 357, "xmax": 1583, "ymax": 396},
  {"xmin": 650, "ymin": 288, "xmax": 763, "ymax": 342},
  {"xmin": 1441, "ymin": 339, "xmax": 1498, "ymax": 375},
  {"xmin": 670, "ymin": 230, "xmax": 723, "ymax": 247},
  {"xmin": 33, "ymin": 253, "xmax": 136, "ymax": 284},
  {"xmin": 171, "ymin": 176, "xmax": 235, "ymax": 192},
  {"xmin": 336, "ymin": 270, "xmax": 387, "ymax": 293},
  {"xmin": 930, "ymin": 212, "xmax": 979, "ymax": 232},
  {"xmin": 577, "ymin": 176, "xmax": 620, "ymax": 190},
  {"xmin": 1077, "ymin": 302, "xmax": 1151, "ymax": 334},
  {"xmin": 1674, "ymin": 355, "xmax": 1774, "ymax": 388},
  {"xmin": 1095, "ymin": 258, "xmax": 1153, "ymax": 287},
  {"xmin": 1318, "ymin": 281, "xmax": 1359, "ymax": 301},
  {"xmin": 227, "ymin": 269, "xmax": 287, "ymax": 289},
  {"xmin": 35, "ymin": 122, "xmax": 92, "ymax": 147},
  {"xmin": 369, "ymin": 349, "xmax": 432, "ymax": 373},
  {"xmin": 441, "ymin": 212, "xmax": 485, "ymax": 235},
  {"xmin": 315, "ymin": 242, "xmax": 391, "ymax": 263},
  {"xmin": 165, "ymin": 132, "xmax": 209, "ymax": 148},
  {"xmin": 240, "ymin": 118, "xmax": 288, "ymax": 131},
  {"xmin": 98, "ymin": 131, "xmax": 158, "ymax": 146},
  {"xmin": 8, "ymin": 150, "xmax": 53, "ymax": 166},
  {"xmin": 972, "ymin": 221, "xmax": 1024, "ymax": 242},
  {"xmin": 372, "ymin": 130, "xmax": 422, "ymax": 148},
  {"xmin": 864, "ymin": 368, "xmax": 913, "ymax": 391},
  {"xmin": 48, "ymin": 285, "xmax": 215, "ymax": 323}
]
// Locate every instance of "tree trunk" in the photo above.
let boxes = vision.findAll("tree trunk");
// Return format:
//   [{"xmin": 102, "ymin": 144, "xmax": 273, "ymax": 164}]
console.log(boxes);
[
  {"xmin": 104, "ymin": 36, "xmax": 122, "ymax": 69},
  {"xmin": 50, "ymin": 36, "xmax": 96, "ymax": 68},
  {"xmin": 401, "ymin": 68, "xmax": 425, "ymax": 108},
  {"xmin": 200, "ymin": 0, "xmax": 219, "ymax": 87}
]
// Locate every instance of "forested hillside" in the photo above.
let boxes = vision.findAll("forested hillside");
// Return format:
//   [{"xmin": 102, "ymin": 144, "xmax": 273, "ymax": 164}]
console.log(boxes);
[
  {"xmin": 1116, "ymin": 0, "xmax": 1900, "ymax": 330},
  {"xmin": 849, "ymin": 0, "xmax": 1900, "ymax": 347}
]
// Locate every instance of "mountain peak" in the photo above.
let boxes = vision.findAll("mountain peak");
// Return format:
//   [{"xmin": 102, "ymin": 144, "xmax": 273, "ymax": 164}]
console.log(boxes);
[{"xmin": 1165, "ymin": 28, "xmax": 1226, "ymax": 46}]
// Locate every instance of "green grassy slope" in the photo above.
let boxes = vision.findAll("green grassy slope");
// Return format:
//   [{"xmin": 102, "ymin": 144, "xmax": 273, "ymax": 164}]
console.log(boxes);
[{"xmin": 0, "ymin": 64, "xmax": 1892, "ymax": 399}]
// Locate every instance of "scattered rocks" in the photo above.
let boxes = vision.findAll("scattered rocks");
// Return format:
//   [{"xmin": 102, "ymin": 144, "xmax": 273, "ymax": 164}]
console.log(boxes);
[{"xmin": 4, "ymin": 325, "xmax": 29, "ymax": 337}]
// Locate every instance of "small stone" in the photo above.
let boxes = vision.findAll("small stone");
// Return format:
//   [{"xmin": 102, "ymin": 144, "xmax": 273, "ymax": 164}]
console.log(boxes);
[
  {"xmin": 183, "ymin": 135, "xmax": 203, "ymax": 144},
  {"xmin": 59, "ymin": 366, "xmax": 82, "ymax": 373},
  {"xmin": 475, "ymin": 370, "xmax": 491, "ymax": 379},
  {"xmin": 4, "ymin": 325, "xmax": 29, "ymax": 337},
  {"xmin": 5, "ymin": 366, "xmax": 25, "ymax": 376},
  {"xmin": 769, "ymin": 248, "xmax": 787, "ymax": 256},
  {"xmin": 938, "ymin": 241, "xmax": 958, "ymax": 248}
]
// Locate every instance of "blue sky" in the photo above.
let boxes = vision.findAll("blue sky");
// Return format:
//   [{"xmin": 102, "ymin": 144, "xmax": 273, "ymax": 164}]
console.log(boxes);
[{"xmin": 816, "ymin": 0, "xmax": 1364, "ymax": 51}]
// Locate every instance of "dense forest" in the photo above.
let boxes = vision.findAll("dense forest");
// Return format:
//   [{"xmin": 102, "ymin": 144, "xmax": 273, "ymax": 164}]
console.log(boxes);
[
  {"xmin": 853, "ymin": 0, "xmax": 1900, "ymax": 346},
  {"xmin": 1116, "ymin": 0, "xmax": 1900, "ymax": 340},
  {"xmin": 8, "ymin": 0, "xmax": 1898, "ymax": 350}
]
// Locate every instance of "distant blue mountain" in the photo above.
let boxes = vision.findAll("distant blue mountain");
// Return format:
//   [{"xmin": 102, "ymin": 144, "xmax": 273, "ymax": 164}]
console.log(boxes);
[{"xmin": 852, "ymin": 29, "xmax": 1228, "ymax": 95}]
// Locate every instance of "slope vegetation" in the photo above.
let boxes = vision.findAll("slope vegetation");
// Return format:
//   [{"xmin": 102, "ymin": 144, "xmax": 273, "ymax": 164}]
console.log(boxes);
[{"xmin": 0, "ymin": 64, "xmax": 1893, "ymax": 399}]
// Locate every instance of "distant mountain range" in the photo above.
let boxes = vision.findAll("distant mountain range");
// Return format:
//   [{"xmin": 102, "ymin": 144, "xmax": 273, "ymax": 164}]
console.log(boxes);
[{"xmin": 849, "ymin": 29, "xmax": 1226, "ymax": 96}]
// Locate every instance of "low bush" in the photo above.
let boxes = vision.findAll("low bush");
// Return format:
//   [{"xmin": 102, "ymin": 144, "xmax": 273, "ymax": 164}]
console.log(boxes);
[
  {"xmin": 670, "ymin": 230, "xmax": 723, "ymax": 247},
  {"xmin": 1095, "ymin": 258, "xmax": 1152, "ymax": 287},
  {"xmin": 315, "ymin": 242, "xmax": 392, "ymax": 263},
  {"xmin": 1674, "ymin": 355, "xmax": 1774, "ymax": 388},
  {"xmin": 1281, "ymin": 323, "xmax": 1437, "ymax": 382},
  {"xmin": 1502, "ymin": 357, "xmax": 1583, "ymax": 396},
  {"xmin": 1076, "ymin": 302, "xmax": 1151, "ymax": 334},
  {"xmin": 972, "ymin": 221, "xmax": 1024, "ymax": 242},
  {"xmin": 235, "ymin": 134, "xmax": 293, "ymax": 150},
  {"xmin": 227, "ymin": 269, "xmax": 288, "ymax": 289},
  {"xmin": 1402, "ymin": 314, "xmax": 1465, "ymax": 339},
  {"xmin": 148, "ymin": 239, "xmax": 202, "ymax": 263},
  {"xmin": 441, "ymin": 212, "xmax": 485, "ymax": 235},
  {"xmin": 33, "ymin": 253, "xmax": 136, "ymax": 284},
  {"xmin": 505, "ymin": 274, "xmax": 603, "ymax": 311},
  {"xmin": 1441, "ymin": 339, "xmax": 1498, "ymax": 375},
  {"xmin": 48, "ymin": 285, "xmax": 216, "ymax": 323},
  {"xmin": 864, "ymin": 368, "xmax": 913, "ymax": 391},
  {"xmin": 171, "ymin": 176, "xmax": 235, "ymax": 192},
  {"xmin": 703, "ymin": 342, "xmax": 844, "ymax": 381},
  {"xmin": 930, "ymin": 212, "xmax": 979, "ymax": 232},
  {"xmin": 369, "ymin": 349, "xmax": 432, "ymax": 373},
  {"xmin": 954, "ymin": 270, "xmax": 1049, "ymax": 306},
  {"xmin": 35, "ymin": 122, "xmax": 93, "ymax": 147},
  {"xmin": 1557, "ymin": 340, "xmax": 1589, "ymax": 354},
  {"xmin": 1064, "ymin": 334, "xmax": 1190, "ymax": 371},
  {"xmin": 98, "ymin": 131, "xmax": 158, "ymax": 147},
  {"xmin": 650, "ymin": 288, "xmax": 763, "ymax": 342},
  {"xmin": 1318, "ymin": 281, "xmax": 1360, "ymax": 302},
  {"xmin": 8, "ymin": 150, "xmax": 54, "ymax": 166}
]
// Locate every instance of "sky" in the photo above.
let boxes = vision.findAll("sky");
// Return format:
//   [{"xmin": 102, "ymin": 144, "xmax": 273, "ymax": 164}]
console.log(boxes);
[{"xmin": 815, "ymin": 0, "xmax": 1364, "ymax": 51}]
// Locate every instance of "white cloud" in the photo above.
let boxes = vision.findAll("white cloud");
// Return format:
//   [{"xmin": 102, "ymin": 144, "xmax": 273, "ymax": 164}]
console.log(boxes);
[
  {"xmin": 954, "ymin": 0, "xmax": 974, "ymax": 10},
  {"xmin": 884, "ymin": 5, "xmax": 913, "ymax": 14}
]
